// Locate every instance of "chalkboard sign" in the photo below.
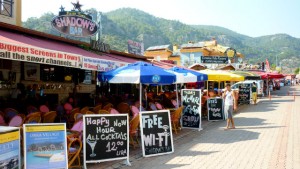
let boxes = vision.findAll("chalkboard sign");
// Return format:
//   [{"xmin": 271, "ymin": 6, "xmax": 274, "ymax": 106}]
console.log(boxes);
[
  {"xmin": 0, "ymin": 127, "xmax": 20, "ymax": 169},
  {"xmin": 83, "ymin": 114, "xmax": 129, "ymax": 164},
  {"xmin": 181, "ymin": 89, "xmax": 202, "ymax": 130},
  {"xmin": 207, "ymin": 98, "xmax": 224, "ymax": 121},
  {"xmin": 238, "ymin": 83, "xmax": 251, "ymax": 104},
  {"xmin": 140, "ymin": 110, "xmax": 174, "ymax": 157}
]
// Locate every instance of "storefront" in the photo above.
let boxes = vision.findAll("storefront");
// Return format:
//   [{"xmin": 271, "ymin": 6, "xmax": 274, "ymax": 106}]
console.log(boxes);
[{"xmin": 0, "ymin": 22, "xmax": 145, "ymax": 110}]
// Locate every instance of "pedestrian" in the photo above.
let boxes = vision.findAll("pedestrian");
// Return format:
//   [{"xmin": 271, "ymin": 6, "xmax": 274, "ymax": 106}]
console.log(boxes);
[
  {"xmin": 223, "ymin": 83, "xmax": 236, "ymax": 129},
  {"xmin": 252, "ymin": 82, "xmax": 257, "ymax": 105}
]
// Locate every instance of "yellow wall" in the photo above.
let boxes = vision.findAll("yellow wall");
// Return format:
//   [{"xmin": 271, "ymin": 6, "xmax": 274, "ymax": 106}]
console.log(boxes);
[
  {"xmin": 0, "ymin": 0, "xmax": 22, "ymax": 26},
  {"xmin": 169, "ymin": 56, "xmax": 181, "ymax": 65},
  {"xmin": 144, "ymin": 50, "xmax": 173, "ymax": 60}
]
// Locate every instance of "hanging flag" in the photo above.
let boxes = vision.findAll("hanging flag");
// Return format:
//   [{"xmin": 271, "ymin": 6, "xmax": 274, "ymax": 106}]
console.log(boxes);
[{"xmin": 265, "ymin": 59, "xmax": 270, "ymax": 72}]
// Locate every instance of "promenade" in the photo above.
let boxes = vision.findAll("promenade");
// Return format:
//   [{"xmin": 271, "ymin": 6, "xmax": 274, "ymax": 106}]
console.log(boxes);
[{"xmin": 89, "ymin": 85, "xmax": 300, "ymax": 169}]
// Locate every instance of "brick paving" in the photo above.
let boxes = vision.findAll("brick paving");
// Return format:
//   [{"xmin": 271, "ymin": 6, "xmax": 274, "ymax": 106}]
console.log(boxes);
[{"xmin": 87, "ymin": 86, "xmax": 300, "ymax": 169}]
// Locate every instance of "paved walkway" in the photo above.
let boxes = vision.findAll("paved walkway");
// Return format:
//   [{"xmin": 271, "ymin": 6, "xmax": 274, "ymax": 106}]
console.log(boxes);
[{"xmin": 88, "ymin": 86, "xmax": 300, "ymax": 169}]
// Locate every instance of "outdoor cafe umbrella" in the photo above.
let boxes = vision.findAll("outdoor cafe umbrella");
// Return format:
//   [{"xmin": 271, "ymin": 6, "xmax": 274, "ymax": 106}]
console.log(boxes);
[
  {"xmin": 168, "ymin": 66, "xmax": 208, "ymax": 107},
  {"xmin": 99, "ymin": 61, "xmax": 177, "ymax": 110}
]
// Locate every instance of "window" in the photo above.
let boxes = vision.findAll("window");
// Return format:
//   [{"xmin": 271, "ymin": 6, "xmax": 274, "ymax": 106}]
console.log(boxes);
[{"xmin": 0, "ymin": 0, "xmax": 13, "ymax": 17}]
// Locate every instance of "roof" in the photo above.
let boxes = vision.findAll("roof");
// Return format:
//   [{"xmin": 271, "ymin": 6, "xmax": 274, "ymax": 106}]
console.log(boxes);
[
  {"xmin": 146, "ymin": 45, "xmax": 170, "ymax": 51},
  {"xmin": 188, "ymin": 63, "xmax": 207, "ymax": 71},
  {"xmin": 215, "ymin": 64, "xmax": 236, "ymax": 70}
]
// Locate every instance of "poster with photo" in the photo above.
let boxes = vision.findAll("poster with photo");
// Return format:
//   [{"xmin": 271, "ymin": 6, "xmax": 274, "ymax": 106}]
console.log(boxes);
[
  {"xmin": 24, "ymin": 62, "xmax": 40, "ymax": 81},
  {"xmin": 0, "ymin": 127, "xmax": 20, "ymax": 169},
  {"xmin": 23, "ymin": 123, "xmax": 67, "ymax": 169}
]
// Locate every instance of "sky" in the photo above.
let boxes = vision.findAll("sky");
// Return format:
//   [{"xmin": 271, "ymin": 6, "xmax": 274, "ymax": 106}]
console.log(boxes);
[{"xmin": 22, "ymin": 0, "xmax": 300, "ymax": 38}]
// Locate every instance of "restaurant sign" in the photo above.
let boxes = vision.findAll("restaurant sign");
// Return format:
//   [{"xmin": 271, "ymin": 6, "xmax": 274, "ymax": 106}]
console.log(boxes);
[
  {"xmin": 82, "ymin": 57, "xmax": 127, "ymax": 72},
  {"xmin": 0, "ymin": 41, "xmax": 82, "ymax": 68},
  {"xmin": 51, "ymin": 7, "xmax": 98, "ymax": 37},
  {"xmin": 201, "ymin": 56, "xmax": 229, "ymax": 64}
]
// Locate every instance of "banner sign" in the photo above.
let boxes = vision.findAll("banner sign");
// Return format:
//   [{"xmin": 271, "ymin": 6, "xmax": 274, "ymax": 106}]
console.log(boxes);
[
  {"xmin": 181, "ymin": 89, "xmax": 202, "ymax": 130},
  {"xmin": 127, "ymin": 40, "xmax": 144, "ymax": 55},
  {"xmin": 0, "ymin": 41, "xmax": 81, "ymax": 68},
  {"xmin": 140, "ymin": 110, "xmax": 174, "ymax": 157},
  {"xmin": 238, "ymin": 83, "xmax": 251, "ymax": 104},
  {"xmin": 0, "ymin": 127, "xmax": 20, "ymax": 169},
  {"xmin": 207, "ymin": 98, "xmax": 224, "ymax": 121},
  {"xmin": 83, "ymin": 114, "xmax": 130, "ymax": 164},
  {"xmin": 82, "ymin": 57, "xmax": 128, "ymax": 72},
  {"xmin": 23, "ymin": 123, "xmax": 68, "ymax": 169},
  {"xmin": 201, "ymin": 56, "xmax": 228, "ymax": 64}
]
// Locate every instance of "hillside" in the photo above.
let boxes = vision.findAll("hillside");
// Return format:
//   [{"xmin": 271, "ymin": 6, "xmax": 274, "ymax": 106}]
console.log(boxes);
[{"xmin": 22, "ymin": 8, "xmax": 300, "ymax": 73}]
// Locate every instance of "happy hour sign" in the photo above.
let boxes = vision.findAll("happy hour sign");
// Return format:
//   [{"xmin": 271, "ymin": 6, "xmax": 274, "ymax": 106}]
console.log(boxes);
[
  {"xmin": 83, "ymin": 114, "xmax": 129, "ymax": 164},
  {"xmin": 140, "ymin": 110, "xmax": 174, "ymax": 157}
]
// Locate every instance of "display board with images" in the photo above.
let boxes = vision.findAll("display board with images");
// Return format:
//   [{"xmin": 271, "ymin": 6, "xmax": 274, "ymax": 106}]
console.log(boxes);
[
  {"xmin": 0, "ymin": 126, "xmax": 20, "ymax": 169},
  {"xmin": 207, "ymin": 98, "xmax": 224, "ymax": 121},
  {"xmin": 238, "ymin": 83, "xmax": 251, "ymax": 104},
  {"xmin": 23, "ymin": 123, "xmax": 68, "ymax": 169},
  {"xmin": 181, "ymin": 89, "xmax": 202, "ymax": 130},
  {"xmin": 140, "ymin": 110, "xmax": 174, "ymax": 157},
  {"xmin": 83, "ymin": 114, "xmax": 129, "ymax": 164}
]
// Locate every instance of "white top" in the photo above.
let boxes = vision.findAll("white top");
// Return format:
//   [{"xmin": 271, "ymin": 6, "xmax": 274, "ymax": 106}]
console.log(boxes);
[{"xmin": 224, "ymin": 90, "xmax": 234, "ymax": 105}]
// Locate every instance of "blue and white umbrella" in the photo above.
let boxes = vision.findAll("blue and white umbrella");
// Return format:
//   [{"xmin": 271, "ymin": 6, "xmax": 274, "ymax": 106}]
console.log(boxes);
[
  {"xmin": 99, "ymin": 61, "xmax": 178, "ymax": 110},
  {"xmin": 168, "ymin": 66, "xmax": 208, "ymax": 107}
]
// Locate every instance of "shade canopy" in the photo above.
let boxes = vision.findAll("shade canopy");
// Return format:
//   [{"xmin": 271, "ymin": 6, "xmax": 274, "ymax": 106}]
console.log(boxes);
[
  {"xmin": 260, "ymin": 72, "xmax": 285, "ymax": 79},
  {"xmin": 99, "ymin": 61, "xmax": 177, "ymax": 84},
  {"xmin": 230, "ymin": 71, "xmax": 261, "ymax": 80},
  {"xmin": 168, "ymin": 66, "xmax": 208, "ymax": 83},
  {"xmin": 199, "ymin": 69, "xmax": 244, "ymax": 81}
]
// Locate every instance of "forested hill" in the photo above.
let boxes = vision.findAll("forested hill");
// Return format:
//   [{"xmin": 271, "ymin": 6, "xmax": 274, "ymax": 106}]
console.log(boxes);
[{"xmin": 22, "ymin": 8, "xmax": 300, "ymax": 73}]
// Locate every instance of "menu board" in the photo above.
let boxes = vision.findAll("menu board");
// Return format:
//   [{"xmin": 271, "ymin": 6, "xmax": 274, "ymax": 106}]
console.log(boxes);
[
  {"xmin": 238, "ymin": 83, "xmax": 251, "ymax": 104},
  {"xmin": 207, "ymin": 98, "xmax": 224, "ymax": 121},
  {"xmin": 140, "ymin": 110, "xmax": 174, "ymax": 157},
  {"xmin": 23, "ymin": 123, "xmax": 68, "ymax": 169},
  {"xmin": 0, "ymin": 127, "xmax": 20, "ymax": 169},
  {"xmin": 181, "ymin": 89, "xmax": 202, "ymax": 130},
  {"xmin": 83, "ymin": 114, "xmax": 129, "ymax": 164}
]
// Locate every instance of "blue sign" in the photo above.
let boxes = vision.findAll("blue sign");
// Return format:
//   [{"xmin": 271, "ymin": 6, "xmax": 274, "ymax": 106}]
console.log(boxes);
[{"xmin": 152, "ymin": 75, "xmax": 161, "ymax": 83}]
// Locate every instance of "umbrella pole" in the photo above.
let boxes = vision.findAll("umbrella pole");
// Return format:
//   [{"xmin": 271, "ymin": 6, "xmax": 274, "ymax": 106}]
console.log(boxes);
[
  {"xmin": 176, "ymin": 84, "xmax": 179, "ymax": 108},
  {"xmin": 207, "ymin": 81, "xmax": 209, "ymax": 96},
  {"xmin": 140, "ymin": 83, "xmax": 142, "ymax": 111}
]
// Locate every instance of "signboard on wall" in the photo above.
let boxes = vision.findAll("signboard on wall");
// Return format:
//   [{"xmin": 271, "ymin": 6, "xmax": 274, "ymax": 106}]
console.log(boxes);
[
  {"xmin": 83, "ymin": 114, "xmax": 130, "ymax": 164},
  {"xmin": 0, "ymin": 41, "xmax": 82, "ymax": 68},
  {"xmin": 23, "ymin": 123, "xmax": 68, "ymax": 169},
  {"xmin": 181, "ymin": 89, "xmax": 202, "ymax": 130},
  {"xmin": 201, "ymin": 56, "xmax": 228, "ymax": 64},
  {"xmin": 127, "ymin": 40, "xmax": 144, "ymax": 55},
  {"xmin": 140, "ymin": 110, "xmax": 174, "ymax": 157},
  {"xmin": 82, "ymin": 57, "xmax": 128, "ymax": 72},
  {"xmin": 0, "ymin": 127, "xmax": 20, "ymax": 169}
]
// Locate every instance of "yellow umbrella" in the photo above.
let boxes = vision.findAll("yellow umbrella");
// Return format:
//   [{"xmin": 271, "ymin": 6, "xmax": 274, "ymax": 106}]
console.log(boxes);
[{"xmin": 199, "ymin": 69, "xmax": 244, "ymax": 81}]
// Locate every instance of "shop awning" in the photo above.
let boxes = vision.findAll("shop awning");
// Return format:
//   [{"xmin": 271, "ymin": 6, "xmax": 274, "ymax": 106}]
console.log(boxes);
[
  {"xmin": 0, "ymin": 29, "xmax": 138, "ymax": 71},
  {"xmin": 199, "ymin": 69, "xmax": 244, "ymax": 81},
  {"xmin": 230, "ymin": 71, "xmax": 261, "ymax": 80}
]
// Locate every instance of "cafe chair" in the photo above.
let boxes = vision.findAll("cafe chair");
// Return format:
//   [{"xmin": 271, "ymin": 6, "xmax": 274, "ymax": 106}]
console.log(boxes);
[
  {"xmin": 103, "ymin": 103, "xmax": 113, "ymax": 111},
  {"xmin": 97, "ymin": 109, "xmax": 110, "ymax": 114},
  {"xmin": 67, "ymin": 108, "xmax": 80, "ymax": 129},
  {"xmin": 171, "ymin": 99, "xmax": 178, "ymax": 108},
  {"xmin": 25, "ymin": 114, "xmax": 41, "ymax": 124},
  {"xmin": 149, "ymin": 102, "xmax": 157, "ymax": 111},
  {"xmin": 171, "ymin": 106, "xmax": 184, "ymax": 134},
  {"xmin": 117, "ymin": 102, "xmax": 130, "ymax": 114},
  {"xmin": 27, "ymin": 105, "xmax": 38, "ymax": 114},
  {"xmin": 0, "ymin": 113, "xmax": 6, "ymax": 125},
  {"xmin": 26, "ymin": 112, "xmax": 42, "ymax": 118},
  {"xmin": 74, "ymin": 113, "xmax": 83, "ymax": 122},
  {"xmin": 42, "ymin": 111, "xmax": 57, "ymax": 123},
  {"xmin": 8, "ymin": 114, "xmax": 23, "ymax": 127},
  {"xmin": 39, "ymin": 105, "xmax": 49, "ymax": 114},
  {"xmin": 64, "ymin": 103, "xmax": 73, "ymax": 115},
  {"xmin": 129, "ymin": 114, "xmax": 140, "ymax": 149},
  {"xmin": 68, "ymin": 138, "xmax": 82, "ymax": 168},
  {"xmin": 130, "ymin": 105, "xmax": 140, "ymax": 117},
  {"xmin": 108, "ymin": 108, "xmax": 120, "ymax": 114},
  {"xmin": 4, "ymin": 108, "xmax": 18, "ymax": 121},
  {"xmin": 155, "ymin": 102, "xmax": 164, "ymax": 110},
  {"xmin": 92, "ymin": 104, "xmax": 102, "ymax": 113},
  {"xmin": 84, "ymin": 111, "xmax": 94, "ymax": 115},
  {"xmin": 69, "ymin": 120, "xmax": 83, "ymax": 140},
  {"xmin": 80, "ymin": 106, "xmax": 89, "ymax": 114}
]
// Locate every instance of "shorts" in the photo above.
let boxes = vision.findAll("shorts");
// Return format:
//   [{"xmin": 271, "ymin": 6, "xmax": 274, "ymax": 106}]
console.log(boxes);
[
  {"xmin": 252, "ymin": 92, "xmax": 257, "ymax": 101},
  {"xmin": 224, "ymin": 105, "xmax": 233, "ymax": 119}
]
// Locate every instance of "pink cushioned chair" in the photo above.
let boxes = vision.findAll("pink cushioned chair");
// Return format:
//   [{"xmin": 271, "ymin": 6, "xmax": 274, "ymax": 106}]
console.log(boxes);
[
  {"xmin": 130, "ymin": 105, "xmax": 140, "ymax": 118},
  {"xmin": 8, "ymin": 115, "xmax": 23, "ymax": 127}
]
